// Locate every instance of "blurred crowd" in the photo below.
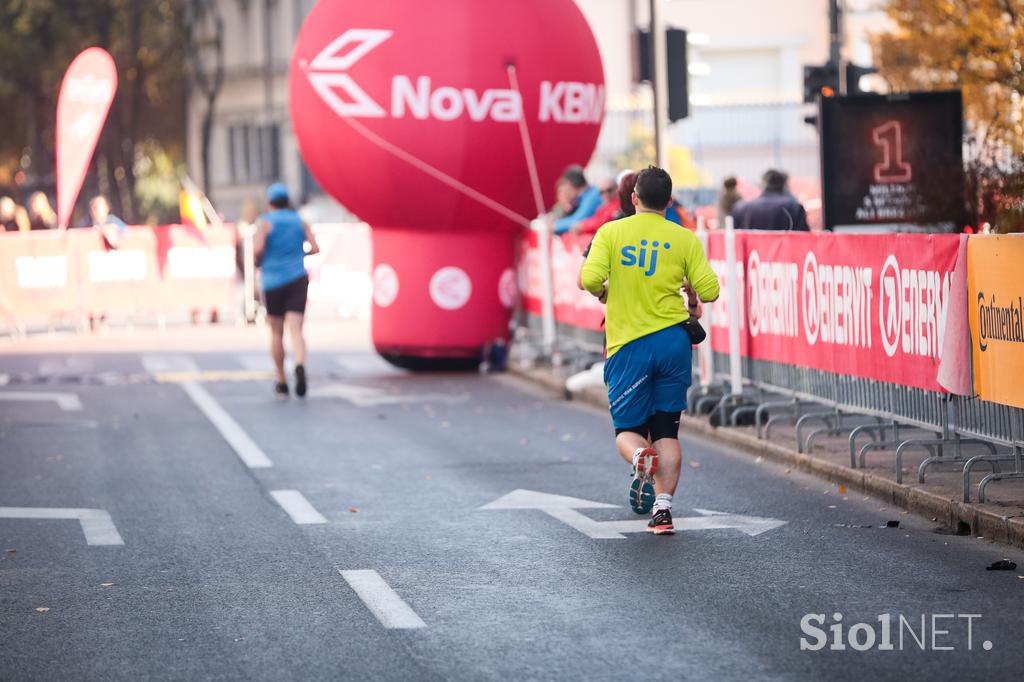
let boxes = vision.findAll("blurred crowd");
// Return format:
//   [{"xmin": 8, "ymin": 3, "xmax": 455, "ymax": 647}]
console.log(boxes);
[
  {"xmin": 1, "ymin": 192, "xmax": 128, "ymax": 247},
  {"xmin": 545, "ymin": 164, "xmax": 810, "ymax": 236}
]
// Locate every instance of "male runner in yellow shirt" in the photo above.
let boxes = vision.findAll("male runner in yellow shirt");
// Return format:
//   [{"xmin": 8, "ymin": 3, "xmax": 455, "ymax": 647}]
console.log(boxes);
[{"xmin": 580, "ymin": 166, "xmax": 720, "ymax": 534}]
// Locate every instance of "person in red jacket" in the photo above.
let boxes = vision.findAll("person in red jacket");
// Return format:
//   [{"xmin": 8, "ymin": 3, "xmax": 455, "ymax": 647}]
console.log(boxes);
[{"xmin": 574, "ymin": 177, "xmax": 621, "ymax": 236}]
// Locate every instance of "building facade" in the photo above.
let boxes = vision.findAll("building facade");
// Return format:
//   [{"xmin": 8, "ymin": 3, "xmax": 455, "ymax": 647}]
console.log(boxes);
[{"xmin": 186, "ymin": 0, "xmax": 887, "ymax": 220}]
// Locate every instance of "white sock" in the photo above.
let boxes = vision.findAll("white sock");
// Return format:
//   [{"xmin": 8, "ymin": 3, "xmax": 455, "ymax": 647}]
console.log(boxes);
[
  {"xmin": 632, "ymin": 447, "xmax": 646, "ymax": 464},
  {"xmin": 654, "ymin": 493, "xmax": 672, "ymax": 511}
]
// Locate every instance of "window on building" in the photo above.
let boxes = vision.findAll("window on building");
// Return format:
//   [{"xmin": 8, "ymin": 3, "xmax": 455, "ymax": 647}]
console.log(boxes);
[{"xmin": 227, "ymin": 122, "xmax": 281, "ymax": 185}]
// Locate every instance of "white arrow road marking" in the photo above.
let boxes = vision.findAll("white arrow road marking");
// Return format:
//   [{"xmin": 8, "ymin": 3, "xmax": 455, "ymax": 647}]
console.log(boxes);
[
  {"xmin": 339, "ymin": 570, "xmax": 426, "ymax": 629},
  {"xmin": 270, "ymin": 490, "xmax": 326, "ymax": 524},
  {"xmin": 310, "ymin": 382, "xmax": 468, "ymax": 408},
  {"xmin": 481, "ymin": 490, "xmax": 786, "ymax": 539},
  {"xmin": 0, "ymin": 507, "xmax": 124, "ymax": 546},
  {"xmin": 0, "ymin": 391, "xmax": 82, "ymax": 411},
  {"xmin": 179, "ymin": 381, "xmax": 273, "ymax": 468}
]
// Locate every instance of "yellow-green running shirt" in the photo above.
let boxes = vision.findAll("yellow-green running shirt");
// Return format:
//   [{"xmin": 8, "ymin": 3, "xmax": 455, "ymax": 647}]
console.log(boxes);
[{"xmin": 580, "ymin": 211, "xmax": 720, "ymax": 357}]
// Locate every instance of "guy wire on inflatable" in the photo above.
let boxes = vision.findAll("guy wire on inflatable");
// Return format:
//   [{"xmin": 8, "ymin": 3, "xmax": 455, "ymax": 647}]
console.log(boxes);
[{"xmin": 290, "ymin": 0, "xmax": 605, "ymax": 369}]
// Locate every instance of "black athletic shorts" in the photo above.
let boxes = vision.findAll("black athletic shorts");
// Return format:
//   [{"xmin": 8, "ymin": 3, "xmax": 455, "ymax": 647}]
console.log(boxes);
[{"xmin": 263, "ymin": 275, "xmax": 308, "ymax": 317}]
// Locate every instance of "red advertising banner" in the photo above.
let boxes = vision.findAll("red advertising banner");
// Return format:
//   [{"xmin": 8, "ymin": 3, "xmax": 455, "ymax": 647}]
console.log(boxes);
[
  {"xmin": 516, "ymin": 229, "xmax": 961, "ymax": 392},
  {"xmin": 519, "ymin": 230, "xmax": 605, "ymax": 331},
  {"xmin": 56, "ymin": 47, "xmax": 117, "ymax": 230},
  {"xmin": 705, "ymin": 232, "xmax": 961, "ymax": 392},
  {"xmin": 0, "ymin": 226, "xmax": 237, "ymax": 326}
]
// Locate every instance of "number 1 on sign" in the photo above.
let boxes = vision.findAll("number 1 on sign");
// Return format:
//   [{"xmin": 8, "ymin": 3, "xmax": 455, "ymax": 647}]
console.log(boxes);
[{"xmin": 872, "ymin": 120, "xmax": 912, "ymax": 183}]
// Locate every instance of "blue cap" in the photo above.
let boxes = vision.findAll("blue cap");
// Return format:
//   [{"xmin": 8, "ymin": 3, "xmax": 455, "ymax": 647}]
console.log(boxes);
[{"xmin": 266, "ymin": 182, "xmax": 289, "ymax": 203}]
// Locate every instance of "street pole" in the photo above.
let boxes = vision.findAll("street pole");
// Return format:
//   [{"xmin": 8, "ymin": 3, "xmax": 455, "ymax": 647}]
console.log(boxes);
[
  {"xmin": 649, "ymin": 0, "xmax": 669, "ymax": 169},
  {"xmin": 830, "ymin": 0, "xmax": 846, "ymax": 94}
]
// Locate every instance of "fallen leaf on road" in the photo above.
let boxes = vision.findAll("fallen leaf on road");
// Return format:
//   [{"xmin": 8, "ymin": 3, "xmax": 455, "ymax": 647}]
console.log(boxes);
[
  {"xmin": 837, "ymin": 484, "xmax": 848, "ymax": 494},
  {"xmin": 784, "ymin": 468, "xmax": 791, "ymax": 474},
  {"xmin": 35, "ymin": 607, "xmax": 49, "ymax": 613},
  {"xmin": 99, "ymin": 582, "xmax": 113, "ymax": 587},
  {"xmin": 424, "ymin": 475, "xmax": 432, "ymax": 481},
  {"xmin": 348, "ymin": 508, "xmax": 360, "ymax": 513},
  {"xmin": 689, "ymin": 461, "xmax": 701, "ymax": 469}
]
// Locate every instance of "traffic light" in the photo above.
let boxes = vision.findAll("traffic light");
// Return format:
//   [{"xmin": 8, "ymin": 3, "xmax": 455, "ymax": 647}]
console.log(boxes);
[
  {"xmin": 845, "ymin": 63, "xmax": 878, "ymax": 95},
  {"xmin": 803, "ymin": 63, "xmax": 839, "ymax": 103},
  {"xmin": 635, "ymin": 28, "xmax": 689, "ymax": 122}
]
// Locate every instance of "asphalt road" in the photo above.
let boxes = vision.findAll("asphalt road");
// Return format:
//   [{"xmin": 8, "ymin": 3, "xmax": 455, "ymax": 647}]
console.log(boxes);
[{"xmin": 2, "ymin": 349, "xmax": 1023, "ymax": 681}]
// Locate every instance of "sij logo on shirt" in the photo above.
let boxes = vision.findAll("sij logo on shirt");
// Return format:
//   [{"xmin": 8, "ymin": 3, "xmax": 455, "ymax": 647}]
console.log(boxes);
[{"xmin": 620, "ymin": 239, "xmax": 670, "ymax": 277}]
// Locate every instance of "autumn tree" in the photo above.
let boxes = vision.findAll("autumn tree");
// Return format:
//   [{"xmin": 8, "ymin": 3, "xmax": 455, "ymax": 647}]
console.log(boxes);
[
  {"xmin": 873, "ymin": 0, "xmax": 1024, "ymax": 231},
  {"xmin": 0, "ymin": 0, "xmax": 187, "ymax": 223}
]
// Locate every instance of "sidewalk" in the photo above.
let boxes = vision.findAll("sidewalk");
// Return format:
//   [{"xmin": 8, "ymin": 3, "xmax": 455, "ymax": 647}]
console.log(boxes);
[{"xmin": 515, "ymin": 365, "xmax": 1024, "ymax": 552}]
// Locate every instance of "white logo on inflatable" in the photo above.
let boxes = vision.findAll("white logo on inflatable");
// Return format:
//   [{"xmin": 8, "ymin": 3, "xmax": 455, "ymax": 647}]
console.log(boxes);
[
  {"xmin": 306, "ymin": 29, "xmax": 393, "ymax": 118},
  {"xmin": 879, "ymin": 254, "xmax": 901, "ymax": 357},
  {"xmin": 430, "ymin": 266, "xmax": 472, "ymax": 310},
  {"xmin": 801, "ymin": 251, "xmax": 820, "ymax": 345},
  {"xmin": 305, "ymin": 29, "xmax": 602, "ymax": 124},
  {"xmin": 373, "ymin": 263, "xmax": 400, "ymax": 308},
  {"xmin": 498, "ymin": 268, "xmax": 516, "ymax": 308}
]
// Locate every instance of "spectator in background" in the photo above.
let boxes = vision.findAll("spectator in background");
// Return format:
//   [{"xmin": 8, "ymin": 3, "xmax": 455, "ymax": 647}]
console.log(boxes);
[
  {"xmin": 716, "ymin": 176, "xmax": 742, "ymax": 225},
  {"xmin": 553, "ymin": 165, "xmax": 601, "ymax": 235},
  {"xmin": 730, "ymin": 169, "xmax": 808, "ymax": 231},
  {"xmin": 551, "ymin": 177, "xmax": 576, "ymax": 218},
  {"xmin": 28, "ymin": 192, "xmax": 57, "ymax": 230},
  {"xmin": 89, "ymin": 195, "xmax": 128, "ymax": 248},
  {"xmin": 1, "ymin": 196, "xmax": 29, "ymax": 232},
  {"xmin": 616, "ymin": 170, "xmax": 639, "ymax": 218},
  {"xmin": 575, "ymin": 175, "xmax": 623, "ymax": 236}
]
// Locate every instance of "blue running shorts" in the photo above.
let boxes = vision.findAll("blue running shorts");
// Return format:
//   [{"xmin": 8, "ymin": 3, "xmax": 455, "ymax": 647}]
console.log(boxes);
[{"xmin": 604, "ymin": 324, "xmax": 692, "ymax": 429}]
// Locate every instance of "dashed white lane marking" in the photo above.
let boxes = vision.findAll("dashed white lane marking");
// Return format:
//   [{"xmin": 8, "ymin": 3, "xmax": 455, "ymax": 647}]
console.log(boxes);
[
  {"xmin": 270, "ymin": 490, "xmax": 327, "ymax": 524},
  {"xmin": 0, "ymin": 391, "xmax": 82, "ymax": 411},
  {"xmin": 179, "ymin": 380, "xmax": 273, "ymax": 468},
  {"xmin": 0, "ymin": 507, "xmax": 124, "ymax": 546},
  {"xmin": 339, "ymin": 570, "xmax": 427, "ymax": 629},
  {"xmin": 141, "ymin": 354, "xmax": 199, "ymax": 375}
]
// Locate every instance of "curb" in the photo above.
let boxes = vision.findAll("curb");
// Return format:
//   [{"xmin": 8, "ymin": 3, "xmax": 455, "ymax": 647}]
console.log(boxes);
[{"xmin": 510, "ymin": 367, "xmax": 1024, "ymax": 552}]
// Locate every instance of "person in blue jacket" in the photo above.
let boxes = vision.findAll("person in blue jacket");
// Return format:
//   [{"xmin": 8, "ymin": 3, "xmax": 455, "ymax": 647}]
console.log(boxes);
[
  {"xmin": 553, "ymin": 165, "xmax": 602, "ymax": 235},
  {"xmin": 254, "ymin": 183, "xmax": 320, "ymax": 398}
]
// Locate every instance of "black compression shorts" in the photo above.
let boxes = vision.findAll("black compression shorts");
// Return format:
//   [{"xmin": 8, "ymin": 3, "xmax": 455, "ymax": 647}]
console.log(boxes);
[{"xmin": 263, "ymin": 275, "xmax": 308, "ymax": 317}]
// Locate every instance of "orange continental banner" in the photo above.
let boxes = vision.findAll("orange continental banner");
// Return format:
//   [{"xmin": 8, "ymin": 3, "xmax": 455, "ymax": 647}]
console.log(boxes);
[{"xmin": 967, "ymin": 234, "xmax": 1024, "ymax": 408}]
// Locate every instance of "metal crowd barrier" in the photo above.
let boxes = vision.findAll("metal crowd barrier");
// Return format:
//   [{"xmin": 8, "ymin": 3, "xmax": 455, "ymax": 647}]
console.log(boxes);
[{"xmin": 692, "ymin": 349, "xmax": 1024, "ymax": 502}]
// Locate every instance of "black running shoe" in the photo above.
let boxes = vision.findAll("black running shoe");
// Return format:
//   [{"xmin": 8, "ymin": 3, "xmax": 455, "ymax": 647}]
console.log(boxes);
[
  {"xmin": 294, "ymin": 364, "xmax": 307, "ymax": 397},
  {"xmin": 274, "ymin": 381, "xmax": 289, "ymax": 398},
  {"xmin": 648, "ymin": 508, "xmax": 675, "ymax": 535}
]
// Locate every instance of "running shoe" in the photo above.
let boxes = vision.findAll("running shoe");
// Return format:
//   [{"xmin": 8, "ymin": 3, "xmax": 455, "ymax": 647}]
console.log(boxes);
[
  {"xmin": 295, "ymin": 364, "xmax": 307, "ymax": 398},
  {"xmin": 629, "ymin": 448, "xmax": 658, "ymax": 515},
  {"xmin": 648, "ymin": 508, "xmax": 675, "ymax": 535},
  {"xmin": 274, "ymin": 381, "xmax": 289, "ymax": 398}
]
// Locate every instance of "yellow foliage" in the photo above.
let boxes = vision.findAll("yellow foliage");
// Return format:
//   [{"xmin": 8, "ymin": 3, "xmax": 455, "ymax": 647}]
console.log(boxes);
[{"xmin": 873, "ymin": 0, "xmax": 1024, "ymax": 152}]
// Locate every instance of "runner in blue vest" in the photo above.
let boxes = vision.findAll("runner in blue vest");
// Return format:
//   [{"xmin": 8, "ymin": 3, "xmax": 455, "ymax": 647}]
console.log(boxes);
[{"xmin": 254, "ymin": 183, "xmax": 319, "ymax": 398}]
